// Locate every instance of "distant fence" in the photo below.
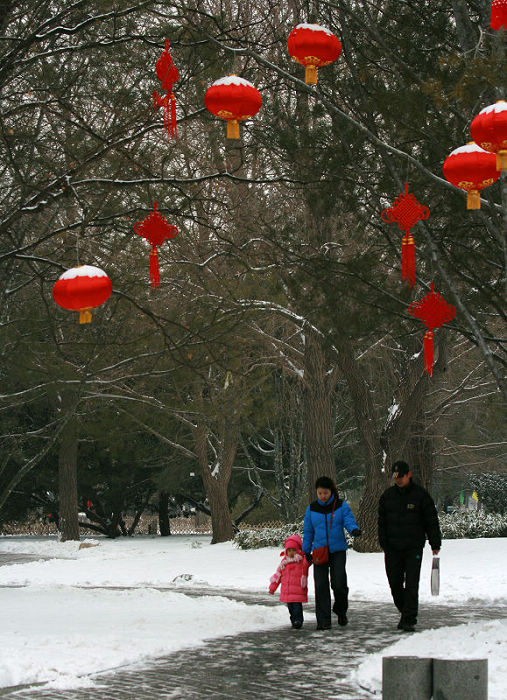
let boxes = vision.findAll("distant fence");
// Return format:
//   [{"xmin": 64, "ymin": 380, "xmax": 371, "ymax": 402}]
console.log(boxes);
[{"xmin": 0, "ymin": 516, "xmax": 287, "ymax": 537}]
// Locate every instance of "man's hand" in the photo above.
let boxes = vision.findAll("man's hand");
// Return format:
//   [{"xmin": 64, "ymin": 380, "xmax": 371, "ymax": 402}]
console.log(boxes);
[{"xmin": 432, "ymin": 549, "xmax": 440, "ymax": 555}]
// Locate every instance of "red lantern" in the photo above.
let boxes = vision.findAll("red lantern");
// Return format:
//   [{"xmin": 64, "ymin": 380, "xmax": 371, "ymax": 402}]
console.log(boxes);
[
  {"xmin": 53, "ymin": 265, "xmax": 112, "ymax": 324},
  {"xmin": 153, "ymin": 39, "xmax": 179, "ymax": 139},
  {"xmin": 470, "ymin": 100, "xmax": 507, "ymax": 171},
  {"xmin": 287, "ymin": 23, "xmax": 342, "ymax": 84},
  {"xmin": 408, "ymin": 283, "xmax": 456, "ymax": 376},
  {"xmin": 204, "ymin": 76, "xmax": 262, "ymax": 139},
  {"xmin": 133, "ymin": 202, "xmax": 178, "ymax": 288},
  {"xmin": 491, "ymin": 0, "xmax": 507, "ymax": 29},
  {"xmin": 381, "ymin": 183, "xmax": 430, "ymax": 288},
  {"xmin": 442, "ymin": 143, "xmax": 500, "ymax": 209}
]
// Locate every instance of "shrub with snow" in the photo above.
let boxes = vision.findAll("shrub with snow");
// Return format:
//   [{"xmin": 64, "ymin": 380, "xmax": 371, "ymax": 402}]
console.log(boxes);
[{"xmin": 440, "ymin": 510, "xmax": 507, "ymax": 539}]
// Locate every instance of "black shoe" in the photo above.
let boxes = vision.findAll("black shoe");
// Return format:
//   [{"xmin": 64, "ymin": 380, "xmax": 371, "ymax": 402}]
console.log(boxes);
[
  {"xmin": 338, "ymin": 613, "xmax": 348, "ymax": 627},
  {"xmin": 292, "ymin": 620, "xmax": 303, "ymax": 629},
  {"xmin": 316, "ymin": 623, "xmax": 331, "ymax": 630},
  {"xmin": 400, "ymin": 622, "xmax": 416, "ymax": 632}
]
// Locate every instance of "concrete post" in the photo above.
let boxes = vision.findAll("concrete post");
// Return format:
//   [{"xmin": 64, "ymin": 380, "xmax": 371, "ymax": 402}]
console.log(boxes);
[
  {"xmin": 433, "ymin": 658, "xmax": 488, "ymax": 700},
  {"xmin": 382, "ymin": 656, "xmax": 432, "ymax": 699}
]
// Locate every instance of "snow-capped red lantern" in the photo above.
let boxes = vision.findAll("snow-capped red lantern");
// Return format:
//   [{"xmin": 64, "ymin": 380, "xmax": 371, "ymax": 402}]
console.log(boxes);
[
  {"xmin": 490, "ymin": 0, "xmax": 507, "ymax": 29},
  {"xmin": 53, "ymin": 265, "xmax": 112, "ymax": 324},
  {"xmin": 442, "ymin": 143, "xmax": 500, "ymax": 209},
  {"xmin": 133, "ymin": 202, "xmax": 178, "ymax": 288},
  {"xmin": 204, "ymin": 76, "xmax": 262, "ymax": 139},
  {"xmin": 470, "ymin": 101, "xmax": 507, "ymax": 171},
  {"xmin": 408, "ymin": 283, "xmax": 456, "ymax": 376},
  {"xmin": 287, "ymin": 23, "xmax": 342, "ymax": 84},
  {"xmin": 381, "ymin": 183, "xmax": 430, "ymax": 288},
  {"xmin": 153, "ymin": 39, "xmax": 179, "ymax": 139}
]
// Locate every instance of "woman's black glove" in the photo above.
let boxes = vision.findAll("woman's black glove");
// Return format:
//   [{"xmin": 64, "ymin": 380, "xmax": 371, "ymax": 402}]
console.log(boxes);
[
  {"xmin": 351, "ymin": 529, "xmax": 362, "ymax": 537},
  {"xmin": 305, "ymin": 552, "xmax": 313, "ymax": 564}
]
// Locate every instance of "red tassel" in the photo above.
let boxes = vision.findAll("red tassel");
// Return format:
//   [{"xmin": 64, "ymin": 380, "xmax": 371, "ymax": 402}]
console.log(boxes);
[
  {"xmin": 424, "ymin": 330, "xmax": 434, "ymax": 376},
  {"xmin": 170, "ymin": 93, "xmax": 177, "ymax": 138},
  {"xmin": 402, "ymin": 234, "xmax": 415, "ymax": 287},
  {"xmin": 150, "ymin": 247, "xmax": 160, "ymax": 288}
]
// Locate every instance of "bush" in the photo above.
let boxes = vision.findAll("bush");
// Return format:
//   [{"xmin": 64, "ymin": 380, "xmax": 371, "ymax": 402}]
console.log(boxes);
[
  {"xmin": 234, "ymin": 521, "xmax": 304, "ymax": 549},
  {"xmin": 440, "ymin": 510, "xmax": 507, "ymax": 539},
  {"xmin": 468, "ymin": 473, "xmax": 507, "ymax": 514}
]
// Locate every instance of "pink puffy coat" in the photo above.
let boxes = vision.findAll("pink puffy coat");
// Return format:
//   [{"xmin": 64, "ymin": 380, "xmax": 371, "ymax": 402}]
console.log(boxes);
[{"xmin": 268, "ymin": 534, "xmax": 311, "ymax": 603}]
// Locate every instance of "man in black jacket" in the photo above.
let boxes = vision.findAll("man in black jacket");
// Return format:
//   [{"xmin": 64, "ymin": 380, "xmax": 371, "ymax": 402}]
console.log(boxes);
[{"xmin": 378, "ymin": 460, "xmax": 441, "ymax": 632}]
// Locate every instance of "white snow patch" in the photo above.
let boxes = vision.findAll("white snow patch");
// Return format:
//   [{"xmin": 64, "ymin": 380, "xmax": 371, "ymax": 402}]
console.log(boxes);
[
  {"xmin": 58, "ymin": 265, "xmax": 108, "ymax": 280},
  {"xmin": 292, "ymin": 23, "xmax": 335, "ymax": 36}
]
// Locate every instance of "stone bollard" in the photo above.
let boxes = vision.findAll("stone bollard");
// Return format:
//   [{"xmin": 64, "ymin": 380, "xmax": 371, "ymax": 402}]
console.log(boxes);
[
  {"xmin": 433, "ymin": 658, "xmax": 488, "ymax": 700},
  {"xmin": 382, "ymin": 656, "xmax": 432, "ymax": 699}
]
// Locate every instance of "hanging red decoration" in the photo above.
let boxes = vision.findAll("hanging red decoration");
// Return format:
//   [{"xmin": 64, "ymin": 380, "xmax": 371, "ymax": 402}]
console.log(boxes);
[
  {"xmin": 408, "ymin": 283, "xmax": 456, "ymax": 376},
  {"xmin": 287, "ymin": 23, "xmax": 342, "ymax": 84},
  {"xmin": 470, "ymin": 100, "xmax": 507, "ymax": 171},
  {"xmin": 380, "ymin": 183, "xmax": 430, "ymax": 288},
  {"xmin": 490, "ymin": 0, "xmax": 507, "ymax": 29},
  {"xmin": 442, "ymin": 143, "xmax": 500, "ymax": 209},
  {"xmin": 133, "ymin": 202, "xmax": 178, "ymax": 288},
  {"xmin": 204, "ymin": 76, "xmax": 262, "ymax": 139},
  {"xmin": 53, "ymin": 265, "xmax": 112, "ymax": 324},
  {"xmin": 153, "ymin": 39, "xmax": 179, "ymax": 139}
]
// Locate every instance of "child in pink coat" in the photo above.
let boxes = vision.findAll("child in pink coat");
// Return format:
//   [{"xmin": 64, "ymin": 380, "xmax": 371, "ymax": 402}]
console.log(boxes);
[{"xmin": 269, "ymin": 534, "xmax": 311, "ymax": 629}]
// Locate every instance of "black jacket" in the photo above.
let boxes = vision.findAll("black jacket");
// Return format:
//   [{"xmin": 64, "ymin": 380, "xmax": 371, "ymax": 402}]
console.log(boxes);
[{"xmin": 378, "ymin": 480, "xmax": 441, "ymax": 552}]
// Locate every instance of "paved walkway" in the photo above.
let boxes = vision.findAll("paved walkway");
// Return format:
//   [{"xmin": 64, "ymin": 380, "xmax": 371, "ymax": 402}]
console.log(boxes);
[{"xmin": 1, "ymin": 576, "xmax": 505, "ymax": 700}]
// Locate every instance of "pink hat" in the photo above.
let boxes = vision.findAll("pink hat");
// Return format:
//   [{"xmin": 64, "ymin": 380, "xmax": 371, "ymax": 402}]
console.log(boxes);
[{"xmin": 284, "ymin": 534, "xmax": 303, "ymax": 553}]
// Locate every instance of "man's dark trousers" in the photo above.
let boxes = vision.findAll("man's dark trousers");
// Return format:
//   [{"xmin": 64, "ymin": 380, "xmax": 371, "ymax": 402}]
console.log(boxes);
[
  {"xmin": 313, "ymin": 550, "xmax": 348, "ymax": 626},
  {"xmin": 384, "ymin": 548, "xmax": 423, "ymax": 625}
]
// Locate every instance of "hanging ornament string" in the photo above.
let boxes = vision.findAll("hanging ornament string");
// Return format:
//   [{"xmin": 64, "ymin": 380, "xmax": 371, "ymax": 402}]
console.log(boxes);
[
  {"xmin": 408, "ymin": 283, "xmax": 456, "ymax": 376},
  {"xmin": 153, "ymin": 39, "xmax": 179, "ymax": 139},
  {"xmin": 381, "ymin": 183, "xmax": 430, "ymax": 287},
  {"xmin": 133, "ymin": 203, "xmax": 178, "ymax": 288}
]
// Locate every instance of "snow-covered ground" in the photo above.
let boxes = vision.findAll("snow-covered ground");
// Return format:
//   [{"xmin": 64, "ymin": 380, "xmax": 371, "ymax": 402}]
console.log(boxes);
[{"xmin": 0, "ymin": 535, "xmax": 506, "ymax": 694}]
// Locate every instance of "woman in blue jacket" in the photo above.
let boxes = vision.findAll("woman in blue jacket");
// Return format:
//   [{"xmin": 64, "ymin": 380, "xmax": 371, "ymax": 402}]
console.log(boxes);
[{"xmin": 302, "ymin": 476, "xmax": 361, "ymax": 630}]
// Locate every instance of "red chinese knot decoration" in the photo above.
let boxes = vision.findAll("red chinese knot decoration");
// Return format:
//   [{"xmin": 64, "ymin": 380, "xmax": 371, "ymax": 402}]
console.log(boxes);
[
  {"xmin": 408, "ymin": 283, "xmax": 456, "ymax": 376},
  {"xmin": 490, "ymin": 0, "xmax": 507, "ymax": 29},
  {"xmin": 204, "ymin": 76, "xmax": 262, "ymax": 139},
  {"xmin": 53, "ymin": 265, "xmax": 112, "ymax": 324},
  {"xmin": 470, "ymin": 101, "xmax": 507, "ymax": 172},
  {"xmin": 287, "ymin": 24, "xmax": 342, "ymax": 84},
  {"xmin": 153, "ymin": 40, "xmax": 179, "ymax": 139},
  {"xmin": 133, "ymin": 202, "xmax": 178, "ymax": 288},
  {"xmin": 380, "ymin": 183, "xmax": 430, "ymax": 287}
]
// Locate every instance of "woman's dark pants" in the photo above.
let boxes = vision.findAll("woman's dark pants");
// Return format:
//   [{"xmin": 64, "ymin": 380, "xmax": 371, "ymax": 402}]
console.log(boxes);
[{"xmin": 313, "ymin": 550, "xmax": 348, "ymax": 627}]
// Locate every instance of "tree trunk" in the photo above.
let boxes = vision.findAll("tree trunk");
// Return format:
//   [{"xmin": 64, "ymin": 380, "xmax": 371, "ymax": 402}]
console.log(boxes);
[
  {"xmin": 58, "ymin": 415, "xmax": 80, "ymax": 542},
  {"xmin": 159, "ymin": 490, "xmax": 171, "ymax": 536},
  {"xmin": 303, "ymin": 330, "xmax": 337, "ymax": 498}
]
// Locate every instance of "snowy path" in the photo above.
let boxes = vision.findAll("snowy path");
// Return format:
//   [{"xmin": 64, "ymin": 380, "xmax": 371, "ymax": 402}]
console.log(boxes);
[{"xmin": 2, "ymin": 590, "xmax": 505, "ymax": 699}]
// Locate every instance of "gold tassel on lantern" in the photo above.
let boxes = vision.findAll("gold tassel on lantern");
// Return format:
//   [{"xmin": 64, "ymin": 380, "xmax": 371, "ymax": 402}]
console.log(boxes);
[
  {"xmin": 304, "ymin": 65, "xmax": 318, "ymax": 84},
  {"xmin": 497, "ymin": 150, "xmax": 507, "ymax": 171},
  {"xmin": 466, "ymin": 189, "xmax": 481, "ymax": 209},
  {"xmin": 79, "ymin": 308, "xmax": 92, "ymax": 324},
  {"xmin": 226, "ymin": 120, "xmax": 240, "ymax": 139}
]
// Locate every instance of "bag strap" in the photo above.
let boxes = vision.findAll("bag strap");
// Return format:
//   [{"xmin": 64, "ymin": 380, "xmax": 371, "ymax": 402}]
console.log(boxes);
[{"xmin": 325, "ymin": 497, "xmax": 337, "ymax": 548}]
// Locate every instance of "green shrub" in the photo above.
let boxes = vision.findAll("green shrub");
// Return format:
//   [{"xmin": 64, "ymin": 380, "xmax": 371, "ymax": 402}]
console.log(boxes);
[
  {"xmin": 440, "ymin": 510, "xmax": 507, "ymax": 539},
  {"xmin": 234, "ymin": 521, "xmax": 303, "ymax": 549}
]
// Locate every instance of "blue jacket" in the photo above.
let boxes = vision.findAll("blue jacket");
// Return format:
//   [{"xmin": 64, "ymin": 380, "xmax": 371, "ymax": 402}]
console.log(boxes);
[{"xmin": 302, "ymin": 494, "xmax": 358, "ymax": 554}]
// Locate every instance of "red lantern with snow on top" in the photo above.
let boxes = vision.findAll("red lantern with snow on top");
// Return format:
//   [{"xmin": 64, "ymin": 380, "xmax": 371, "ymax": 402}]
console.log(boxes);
[
  {"xmin": 408, "ymin": 283, "xmax": 456, "ymax": 376},
  {"xmin": 381, "ymin": 183, "xmax": 430, "ymax": 288},
  {"xmin": 153, "ymin": 39, "xmax": 179, "ymax": 139},
  {"xmin": 133, "ymin": 202, "xmax": 178, "ymax": 288},
  {"xmin": 470, "ymin": 100, "xmax": 507, "ymax": 172},
  {"xmin": 442, "ymin": 143, "xmax": 500, "ymax": 209},
  {"xmin": 204, "ymin": 76, "xmax": 262, "ymax": 139},
  {"xmin": 287, "ymin": 23, "xmax": 342, "ymax": 84},
  {"xmin": 53, "ymin": 265, "xmax": 112, "ymax": 324},
  {"xmin": 491, "ymin": 0, "xmax": 507, "ymax": 29}
]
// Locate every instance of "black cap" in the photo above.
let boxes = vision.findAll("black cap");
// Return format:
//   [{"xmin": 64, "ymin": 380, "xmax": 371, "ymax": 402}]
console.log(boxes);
[{"xmin": 392, "ymin": 460, "xmax": 410, "ymax": 478}]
